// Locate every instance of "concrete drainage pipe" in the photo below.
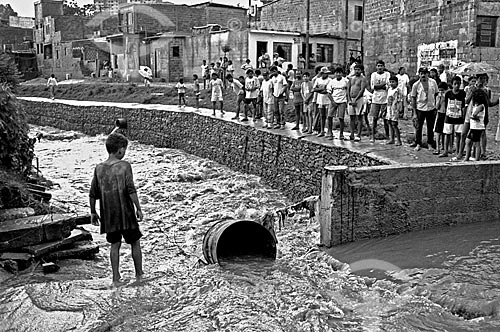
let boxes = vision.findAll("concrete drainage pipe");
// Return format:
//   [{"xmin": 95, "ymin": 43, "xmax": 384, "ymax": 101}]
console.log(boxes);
[{"xmin": 202, "ymin": 220, "xmax": 277, "ymax": 265}]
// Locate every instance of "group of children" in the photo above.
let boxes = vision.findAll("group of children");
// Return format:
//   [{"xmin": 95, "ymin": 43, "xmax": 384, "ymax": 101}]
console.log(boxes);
[
  {"xmin": 172, "ymin": 60, "xmax": 496, "ymax": 161},
  {"xmin": 432, "ymin": 74, "xmax": 494, "ymax": 161}
]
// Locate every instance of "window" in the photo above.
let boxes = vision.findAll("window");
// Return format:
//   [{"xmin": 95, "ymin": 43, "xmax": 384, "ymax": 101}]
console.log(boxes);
[
  {"xmin": 476, "ymin": 16, "xmax": 498, "ymax": 47},
  {"xmin": 56, "ymin": 49, "xmax": 59, "ymax": 59},
  {"xmin": 172, "ymin": 46, "xmax": 180, "ymax": 57},
  {"xmin": 273, "ymin": 42, "xmax": 292, "ymax": 61},
  {"xmin": 316, "ymin": 44, "xmax": 333, "ymax": 63},
  {"xmin": 354, "ymin": 5, "xmax": 363, "ymax": 21}
]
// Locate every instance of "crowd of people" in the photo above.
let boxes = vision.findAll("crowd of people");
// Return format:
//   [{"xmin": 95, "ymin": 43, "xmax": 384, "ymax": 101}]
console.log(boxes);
[{"xmin": 187, "ymin": 58, "xmax": 498, "ymax": 161}]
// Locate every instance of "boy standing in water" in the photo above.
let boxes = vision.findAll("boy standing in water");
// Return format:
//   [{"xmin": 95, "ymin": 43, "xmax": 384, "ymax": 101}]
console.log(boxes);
[{"xmin": 90, "ymin": 133, "xmax": 144, "ymax": 287}]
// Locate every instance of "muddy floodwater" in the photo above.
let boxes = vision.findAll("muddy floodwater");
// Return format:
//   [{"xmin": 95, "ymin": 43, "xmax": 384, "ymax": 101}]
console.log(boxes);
[{"xmin": 1, "ymin": 126, "xmax": 500, "ymax": 331}]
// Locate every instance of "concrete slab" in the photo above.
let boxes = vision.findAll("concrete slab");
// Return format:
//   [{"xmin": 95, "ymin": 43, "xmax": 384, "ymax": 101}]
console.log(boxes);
[
  {"xmin": 0, "ymin": 213, "xmax": 78, "ymax": 250},
  {"xmin": 18, "ymin": 97, "xmax": 450, "ymax": 166}
]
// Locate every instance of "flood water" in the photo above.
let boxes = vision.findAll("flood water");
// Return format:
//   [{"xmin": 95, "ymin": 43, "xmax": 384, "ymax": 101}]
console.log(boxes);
[{"xmin": 1, "ymin": 126, "xmax": 500, "ymax": 331}]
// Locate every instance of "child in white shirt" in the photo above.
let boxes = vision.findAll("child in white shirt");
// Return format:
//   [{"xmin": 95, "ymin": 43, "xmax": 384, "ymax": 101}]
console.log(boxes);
[{"xmin": 175, "ymin": 78, "xmax": 187, "ymax": 107}]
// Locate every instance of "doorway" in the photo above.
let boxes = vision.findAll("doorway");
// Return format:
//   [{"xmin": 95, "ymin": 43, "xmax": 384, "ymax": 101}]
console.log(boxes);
[{"xmin": 256, "ymin": 41, "xmax": 268, "ymax": 67}]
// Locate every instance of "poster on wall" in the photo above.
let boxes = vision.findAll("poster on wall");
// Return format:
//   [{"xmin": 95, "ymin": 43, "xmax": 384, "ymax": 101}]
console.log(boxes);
[{"xmin": 417, "ymin": 40, "xmax": 458, "ymax": 71}]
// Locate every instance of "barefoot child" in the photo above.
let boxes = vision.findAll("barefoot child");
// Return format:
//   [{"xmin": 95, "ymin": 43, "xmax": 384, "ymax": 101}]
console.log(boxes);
[
  {"xmin": 193, "ymin": 74, "xmax": 201, "ymax": 110},
  {"xmin": 226, "ymin": 74, "xmax": 245, "ymax": 120},
  {"xmin": 441, "ymin": 76, "xmax": 466, "ymax": 158},
  {"xmin": 465, "ymin": 89, "xmax": 488, "ymax": 161},
  {"xmin": 209, "ymin": 72, "xmax": 224, "ymax": 116},
  {"xmin": 301, "ymin": 72, "xmax": 314, "ymax": 133},
  {"xmin": 347, "ymin": 63, "xmax": 367, "ymax": 141},
  {"xmin": 433, "ymin": 82, "xmax": 449, "ymax": 155},
  {"xmin": 175, "ymin": 78, "xmax": 187, "ymax": 107},
  {"xmin": 89, "ymin": 133, "xmax": 144, "ymax": 287},
  {"xmin": 290, "ymin": 73, "xmax": 303, "ymax": 130},
  {"xmin": 385, "ymin": 76, "xmax": 403, "ymax": 145},
  {"xmin": 260, "ymin": 71, "xmax": 274, "ymax": 128}
]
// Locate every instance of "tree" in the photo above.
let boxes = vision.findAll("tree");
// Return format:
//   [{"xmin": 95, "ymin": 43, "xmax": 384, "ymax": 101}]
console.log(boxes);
[
  {"xmin": 0, "ymin": 85, "xmax": 34, "ymax": 175},
  {"xmin": 0, "ymin": 4, "xmax": 17, "ymax": 22},
  {"xmin": 63, "ymin": 0, "xmax": 96, "ymax": 16},
  {"xmin": 0, "ymin": 53, "xmax": 22, "ymax": 88}
]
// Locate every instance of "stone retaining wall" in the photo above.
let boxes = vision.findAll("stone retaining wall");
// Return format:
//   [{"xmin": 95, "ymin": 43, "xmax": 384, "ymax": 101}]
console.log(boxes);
[
  {"xmin": 21, "ymin": 100, "xmax": 385, "ymax": 202},
  {"xmin": 319, "ymin": 164, "xmax": 500, "ymax": 247}
]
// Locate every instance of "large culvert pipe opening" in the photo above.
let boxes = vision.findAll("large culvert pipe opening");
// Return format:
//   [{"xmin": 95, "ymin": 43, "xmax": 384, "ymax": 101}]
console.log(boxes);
[{"xmin": 203, "ymin": 220, "xmax": 277, "ymax": 265}]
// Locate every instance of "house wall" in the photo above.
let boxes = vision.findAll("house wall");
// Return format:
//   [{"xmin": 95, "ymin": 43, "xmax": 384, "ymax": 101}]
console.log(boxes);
[
  {"xmin": 0, "ymin": 27, "xmax": 33, "ymax": 51},
  {"xmin": 191, "ymin": 3, "xmax": 248, "ymax": 29},
  {"xmin": 185, "ymin": 30, "xmax": 248, "ymax": 80},
  {"xmin": 258, "ymin": 0, "xmax": 363, "ymax": 39},
  {"xmin": 363, "ymin": 0, "xmax": 500, "ymax": 78},
  {"xmin": 255, "ymin": 0, "xmax": 362, "ymax": 67},
  {"xmin": 119, "ymin": 4, "xmax": 206, "ymax": 34},
  {"xmin": 248, "ymin": 31, "xmax": 352, "ymax": 70}
]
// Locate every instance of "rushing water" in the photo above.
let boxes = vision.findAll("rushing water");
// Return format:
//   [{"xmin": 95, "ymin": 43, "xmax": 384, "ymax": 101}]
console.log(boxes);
[{"xmin": 1, "ymin": 126, "xmax": 500, "ymax": 331}]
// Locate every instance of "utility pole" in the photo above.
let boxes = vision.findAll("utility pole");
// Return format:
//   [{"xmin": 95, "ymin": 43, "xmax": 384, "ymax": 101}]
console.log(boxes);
[
  {"xmin": 362, "ymin": 0, "xmax": 366, "ymax": 62},
  {"xmin": 305, "ymin": 0, "xmax": 310, "ymax": 70},
  {"xmin": 344, "ymin": 0, "xmax": 349, "ymax": 69}
]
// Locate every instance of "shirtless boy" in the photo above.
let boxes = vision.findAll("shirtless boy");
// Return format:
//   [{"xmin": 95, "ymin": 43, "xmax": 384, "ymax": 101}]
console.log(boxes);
[{"xmin": 347, "ymin": 63, "xmax": 367, "ymax": 141}]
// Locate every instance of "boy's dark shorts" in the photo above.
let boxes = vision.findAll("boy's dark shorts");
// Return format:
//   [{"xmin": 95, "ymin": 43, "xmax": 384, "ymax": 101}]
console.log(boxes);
[
  {"xmin": 106, "ymin": 228, "xmax": 143, "ymax": 244},
  {"xmin": 467, "ymin": 129, "xmax": 483, "ymax": 142},
  {"xmin": 178, "ymin": 93, "xmax": 185, "ymax": 98},
  {"xmin": 244, "ymin": 98, "xmax": 257, "ymax": 105}
]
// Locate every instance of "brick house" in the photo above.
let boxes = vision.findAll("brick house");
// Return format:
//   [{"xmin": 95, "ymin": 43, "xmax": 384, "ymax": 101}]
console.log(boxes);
[
  {"xmin": 34, "ymin": 0, "xmax": 116, "ymax": 78},
  {"xmin": 251, "ymin": 0, "xmax": 363, "ymax": 70},
  {"xmin": 109, "ymin": 2, "xmax": 248, "ymax": 81},
  {"xmin": 363, "ymin": 0, "xmax": 500, "ymax": 78},
  {"xmin": 0, "ymin": 21, "xmax": 37, "ymax": 80}
]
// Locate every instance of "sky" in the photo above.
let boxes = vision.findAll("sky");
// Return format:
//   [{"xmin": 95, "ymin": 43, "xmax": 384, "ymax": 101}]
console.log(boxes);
[{"xmin": 0, "ymin": 0, "xmax": 244, "ymax": 18}]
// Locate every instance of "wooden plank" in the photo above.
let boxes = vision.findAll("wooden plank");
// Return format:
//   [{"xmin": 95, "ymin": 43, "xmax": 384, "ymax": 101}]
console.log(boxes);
[
  {"xmin": 22, "ymin": 228, "xmax": 93, "ymax": 257},
  {"xmin": 28, "ymin": 188, "xmax": 52, "ymax": 202},
  {"xmin": 0, "ymin": 214, "xmax": 79, "ymax": 250},
  {"xmin": 26, "ymin": 183, "xmax": 47, "ymax": 192},
  {"xmin": 42, "ymin": 241, "xmax": 99, "ymax": 261}
]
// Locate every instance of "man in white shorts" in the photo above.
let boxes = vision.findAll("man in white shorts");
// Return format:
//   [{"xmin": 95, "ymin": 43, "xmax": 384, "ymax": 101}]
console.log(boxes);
[{"xmin": 347, "ymin": 63, "xmax": 367, "ymax": 141}]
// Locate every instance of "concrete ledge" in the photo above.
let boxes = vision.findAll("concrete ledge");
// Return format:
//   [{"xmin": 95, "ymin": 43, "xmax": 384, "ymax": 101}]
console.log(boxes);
[
  {"xmin": 20, "ymin": 97, "xmax": 385, "ymax": 202},
  {"xmin": 320, "ymin": 162, "xmax": 500, "ymax": 246}
]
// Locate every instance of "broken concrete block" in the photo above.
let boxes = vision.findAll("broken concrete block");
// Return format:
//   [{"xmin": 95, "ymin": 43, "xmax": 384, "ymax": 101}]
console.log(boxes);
[
  {"xmin": 0, "ymin": 213, "xmax": 78, "ymax": 250},
  {"xmin": 0, "ymin": 252, "xmax": 33, "ymax": 271},
  {"xmin": 22, "ymin": 228, "xmax": 93, "ymax": 258},
  {"xmin": 42, "ymin": 241, "xmax": 99, "ymax": 261}
]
